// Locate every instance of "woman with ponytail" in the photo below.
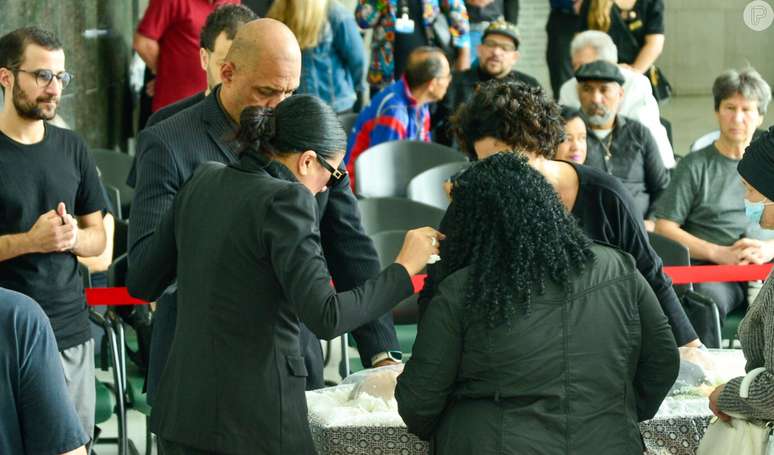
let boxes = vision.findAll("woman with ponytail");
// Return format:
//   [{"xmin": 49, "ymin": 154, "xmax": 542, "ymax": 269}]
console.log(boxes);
[
  {"xmin": 128, "ymin": 95, "xmax": 441, "ymax": 454},
  {"xmin": 579, "ymin": 0, "xmax": 665, "ymax": 76}
]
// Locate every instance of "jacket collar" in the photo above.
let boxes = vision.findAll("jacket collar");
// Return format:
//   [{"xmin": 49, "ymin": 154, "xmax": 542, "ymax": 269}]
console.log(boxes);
[
  {"xmin": 200, "ymin": 84, "xmax": 239, "ymax": 164},
  {"xmin": 235, "ymin": 148, "xmax": 299, "ymax": 184},
  {"xmin": 399, "ymin": 77, "xmax": 420, "ymax": 108}
]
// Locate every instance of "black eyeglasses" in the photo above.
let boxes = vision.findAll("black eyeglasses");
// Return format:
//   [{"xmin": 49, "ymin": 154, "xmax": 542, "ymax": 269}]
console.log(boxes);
[
  {"xmin": 482, "ymin": 40, "xmax": 517, "ymax": 53},
  {"xmin": 315, "ymin": 154, "xmax": 344, "ymax": 186},
  {"xmin": 15, "ymin": 69, "xmax": 73, "ymax": 88}
]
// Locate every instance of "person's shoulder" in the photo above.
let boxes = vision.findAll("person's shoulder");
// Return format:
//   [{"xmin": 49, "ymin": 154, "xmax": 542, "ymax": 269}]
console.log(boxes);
[
  {"xmin": 581, "ymin": 242, "xmax": 640, "ymax": 285},
  {"xmin": 44, "ymin": 122, "xmax": 87, "ymax": 145},
  {"xmin": 328, "ymin": 1, "xmax": 353, "ymax": 21},
  {"xmin": 621, "ymin": 68, "xmax": 652, "ymax": 92},
  {"xmin": 575, "ymin": 162, "xmax": 631, "ymax": 197},
  {"xmin": 146, "ymin": 92, "xmax": 205, "ymax": 127},
  {"xmin": 512, "ymin": 70, "xmax": 541, "ymax": 88},
  {"xmin": 141, "ymin": 98, "xmax": 206, "ymax": 144},
  {"xmin": 676, "ymin": 144, "xmax": 717, "ymax": 169}
]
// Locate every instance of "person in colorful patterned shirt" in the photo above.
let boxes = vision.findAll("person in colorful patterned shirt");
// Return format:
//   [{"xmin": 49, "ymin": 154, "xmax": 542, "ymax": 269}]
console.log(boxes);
[
  {"xmin": 356, "ymin": 0, "xmax": 470, "ymax": 92},
  {"xmin": 346, "ymin": 47, "xmax": 451, "ymax": 187}
]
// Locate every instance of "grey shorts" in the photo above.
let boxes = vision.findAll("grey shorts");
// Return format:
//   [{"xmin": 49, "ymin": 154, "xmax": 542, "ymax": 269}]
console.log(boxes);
[{"xmin": 60, "ymin": 338, "xmax": 96, "ymax": 439}]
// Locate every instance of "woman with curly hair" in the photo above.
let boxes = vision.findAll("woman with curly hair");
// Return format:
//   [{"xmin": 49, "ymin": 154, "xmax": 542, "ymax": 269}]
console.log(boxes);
[
  {"xmin": 419, "ymin": 79, "xmax": 702, "ymax": 348},
  {"xmin": 396, "ymin": 152, "xmax": 679, "ymax": 454}
]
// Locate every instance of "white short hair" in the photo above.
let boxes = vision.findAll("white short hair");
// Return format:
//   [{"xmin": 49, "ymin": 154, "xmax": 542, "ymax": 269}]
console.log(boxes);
[{"xmin": 570, "ymin": 31, "xmax": 618, "ymax": 64}]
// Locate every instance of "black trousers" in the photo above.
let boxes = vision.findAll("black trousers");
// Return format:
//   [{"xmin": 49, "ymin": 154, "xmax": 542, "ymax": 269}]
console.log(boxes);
[
  {"xmin": 693, "ymin": 281, "xmax": 748, "ymax": 323},
  {"xmin": 545, "ymin": 9, "xmax": 579, "ymax": 100}
]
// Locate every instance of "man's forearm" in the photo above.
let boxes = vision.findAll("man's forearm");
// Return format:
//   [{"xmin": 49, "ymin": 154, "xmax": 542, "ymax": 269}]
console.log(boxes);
[
  {"xmin": 71, "ymin": 225, "xmax": 106, "ymax": 258},
  {"xmin": 133, "ymin": 33, "xmax": 160, "ymax": 73},
  {"xmin": 0, "ymin": 233, "xmax": 32, "ymax": 262},
  {"xmin": 654, "ymin": 220, "xmax": 718, "ymax": 262}
]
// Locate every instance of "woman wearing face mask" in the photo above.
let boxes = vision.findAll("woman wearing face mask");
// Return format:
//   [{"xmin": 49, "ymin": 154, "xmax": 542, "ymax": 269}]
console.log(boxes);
[
  {"xmin": 708, "ymin": 126, "xmax": 774, "ymax": 424},
  {"xmin": 127, "ymin": 95, "xmax": 441, "ymax": 454}
]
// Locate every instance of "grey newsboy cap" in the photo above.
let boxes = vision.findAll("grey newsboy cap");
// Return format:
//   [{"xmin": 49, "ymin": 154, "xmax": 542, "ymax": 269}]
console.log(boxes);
[{"xmin": 575, "ymin": 60, "xmax": 625, "ymax": 85}]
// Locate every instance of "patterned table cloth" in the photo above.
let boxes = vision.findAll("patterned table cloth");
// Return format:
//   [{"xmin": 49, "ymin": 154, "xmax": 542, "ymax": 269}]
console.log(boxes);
[{"xmin": 307, "ymin": 350, "xmax": 744, "ymax": 455}]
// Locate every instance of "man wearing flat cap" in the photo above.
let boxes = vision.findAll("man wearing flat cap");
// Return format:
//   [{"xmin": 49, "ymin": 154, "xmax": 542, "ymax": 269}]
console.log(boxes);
[
  {"xmin": 433, "ymin": 20, "xmax": 540, "ymax": 145},
  {"xmin": 577, "ymin": 59, "xmax": 669, "ymax": 228},
  {"xmin": 655, "ymin": 68, "xmax": 774, "ymax": 332}
]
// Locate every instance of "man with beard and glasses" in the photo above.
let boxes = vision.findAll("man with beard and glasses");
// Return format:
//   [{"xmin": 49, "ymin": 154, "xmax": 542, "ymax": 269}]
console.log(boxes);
[
  {"xmin": 0, "ymin": 27, "xmax": 107, "ymax": 441},
  {"xmin": 576, "ymin": 60, "xmax": 668, "ymax": 229},
  {"xmin": 433, "ymin": 20, "xmax": 539, "ymax": 145}
]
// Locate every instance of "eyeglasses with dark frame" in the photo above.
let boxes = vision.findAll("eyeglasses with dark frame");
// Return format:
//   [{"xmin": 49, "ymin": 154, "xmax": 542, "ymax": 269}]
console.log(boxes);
[
  {"xmin": 315, "ymin": 153, "xmax": 345, "ymax": 186},
  {"xmin": 14, "ymin": 68, "xmax": 73, "ymax": 89},
  {"xmin": 481, "ymin": 40, "xmax": 517, "ymax": 53}
]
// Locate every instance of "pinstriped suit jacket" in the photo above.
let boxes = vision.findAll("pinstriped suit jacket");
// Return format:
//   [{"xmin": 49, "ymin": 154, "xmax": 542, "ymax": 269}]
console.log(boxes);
[{"xmin": 128, "ymin": 86, "xmax": 399, "ymax": 400}]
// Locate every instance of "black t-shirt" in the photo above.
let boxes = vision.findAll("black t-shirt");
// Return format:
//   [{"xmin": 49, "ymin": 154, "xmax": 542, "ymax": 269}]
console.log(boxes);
[
  {"xmin": 466, "ymin": 0, "xmax": 504, "ymax": 23},
  {"xmin": 0, "ymin": 124, "xmax": 105, "ymax": 350},
  {"xmin": 579, "ymin": 0, "xmax": 664, "ymax": 64},
  {"xmin": 0, "ymin": 287, "xmax": 89, "ymax": 454}
]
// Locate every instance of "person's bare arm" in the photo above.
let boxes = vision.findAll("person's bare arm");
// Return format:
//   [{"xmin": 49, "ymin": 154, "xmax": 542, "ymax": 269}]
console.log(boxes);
[
  {"xmin": 654, "ymin": 219, "xmax": 739, "ymax": 264},
  {"xmin": 0, "ymin": 210, "xmax": 73, "ymax": 262},
  {"xmin": 454, "ymin": 47, "xmax": 470, "ymax": 71},
  {"xmin": 78, "ymin": 212, "xmax": 114, "ymax": 273},
  {"xmin": 71, "ymin": 210, "xmax": 106, "ymax": 258},
  {"xmin": 133, "ymin": 32, "xmax": 159, "ymax": 73},
  {"xmin": 630, "ymin": 34, "xmax": 664, "ymax": 74}
]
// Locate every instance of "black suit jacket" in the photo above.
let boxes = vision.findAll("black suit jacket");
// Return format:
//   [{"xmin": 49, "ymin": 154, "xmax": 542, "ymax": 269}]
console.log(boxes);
[
  {"xmin": 128, "ymin": 87, "xmax": 399, "ymax": 401},
  {"xmin": 129, "ymin": 153, "xmax": 413, "ymax": 454}
]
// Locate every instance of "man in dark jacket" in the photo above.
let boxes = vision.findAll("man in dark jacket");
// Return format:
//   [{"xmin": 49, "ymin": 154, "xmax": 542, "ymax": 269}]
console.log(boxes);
[
  {"xmin": 433, "ymin": 20, "xmax": 540, "ymax": 145},
  {"xmin": 128, "ymin": 18, "xmax": 401, "ymax": 405},
  {"xmin": 576, "ymin": 60, "xmax": 668, "ymax": 224}
]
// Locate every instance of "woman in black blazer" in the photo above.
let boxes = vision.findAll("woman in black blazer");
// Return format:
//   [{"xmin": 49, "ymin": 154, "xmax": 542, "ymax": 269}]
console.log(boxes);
[{"xmin": 128, "ymin": 95, "xmax": 441, "ymax": 455}]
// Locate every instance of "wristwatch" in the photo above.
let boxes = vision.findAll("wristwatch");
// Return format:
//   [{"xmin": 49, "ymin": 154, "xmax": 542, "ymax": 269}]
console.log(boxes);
[{"xmin": 370, "ymin": 350, "xmax": 403, "ymax": 366}]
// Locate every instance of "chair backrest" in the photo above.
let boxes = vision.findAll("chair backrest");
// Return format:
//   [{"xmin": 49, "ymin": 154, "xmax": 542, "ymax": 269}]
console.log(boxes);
[
  {"xmin": 648, "ymin": 231, "xmax": 691, "ymax": 293},
  {"xmin": 647, "ymin": 231, "xmax": 690, "ymax": 266},
  {"xmin": 103, "ymin": 183, "xmax": 122, "ymax": 220},
  {"xmin": 113, "ymin": 219, "xmax": 129, "ymax": 259},
  {"xmin": 108, "ymin": 253, "xmax": 128, "ymax": 287},
  {"xmin": 354, "ymin": 140, "xmax": 466, "ymax": 198},
  {"xmin": 370, "ymin": 230, "xmax": 408, "ymax": 269},
  {"xmin": 91, "ymin": 149, "xmax": 134, "ymax": 217},
  {"xmin": 338, "ymin": 112, "xmax": 358, "ymax": 138},
  {"xmin": 407, "ymin": 161, "xmax": 470, "ymax": 210},
  {"xmin": 357, "ymin": 197, "xmax": 446, "ymax": 236}
]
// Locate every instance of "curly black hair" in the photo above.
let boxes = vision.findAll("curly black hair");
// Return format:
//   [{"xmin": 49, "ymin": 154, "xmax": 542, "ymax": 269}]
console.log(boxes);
[
  {"xmin": 451, "ymin": 79, "xmax": 564, "ymax": 160},
  {"xmin": 439, "ymin": 153, "xmax": 595, "ymax": 328}
]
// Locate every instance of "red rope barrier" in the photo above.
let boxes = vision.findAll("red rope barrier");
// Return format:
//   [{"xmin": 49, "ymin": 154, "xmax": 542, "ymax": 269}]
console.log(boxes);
[
  {"xmin": 84, "ymin": 264, "xmax": 772, "ymax": 306},
  {"xmin": 662, "ymin": 264, "xmax": 772, "ymax": 285}
]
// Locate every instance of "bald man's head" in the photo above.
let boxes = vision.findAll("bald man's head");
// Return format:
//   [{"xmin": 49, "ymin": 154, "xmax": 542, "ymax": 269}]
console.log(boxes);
[{"xmin": 219, "ymin": 19, "xmax": 302, "ymax": 121}]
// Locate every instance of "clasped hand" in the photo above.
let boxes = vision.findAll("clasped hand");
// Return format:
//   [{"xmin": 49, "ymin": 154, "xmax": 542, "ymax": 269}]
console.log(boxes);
[{"xmin": 27, "ymin": 202, "xmax": 78, "ymax": 253}]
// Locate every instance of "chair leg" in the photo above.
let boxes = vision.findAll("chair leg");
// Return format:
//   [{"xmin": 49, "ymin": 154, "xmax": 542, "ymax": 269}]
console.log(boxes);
[
  {"xmin": 340, "ymin": 333, "xmax": 350, "ymax": 379},
  {"xmin": 106, "ymin": 323, "xmax": 128, "ymax": 455},
  {"xmin": 146, "ymin": 416, "xmax": 152, "ymax": 455}
]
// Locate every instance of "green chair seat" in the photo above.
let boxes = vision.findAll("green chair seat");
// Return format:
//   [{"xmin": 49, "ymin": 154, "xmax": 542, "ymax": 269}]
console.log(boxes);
[
  {"xmin": 722, "ymin": 307, "xmax": 746, "ymax": 347},
  {"xmin": 396, "ymin": 324, "xmax": 417, "ymax": 354},
  {"xmin": 95, "ymin": 379, "xmax": 115, "ymax": 424}
]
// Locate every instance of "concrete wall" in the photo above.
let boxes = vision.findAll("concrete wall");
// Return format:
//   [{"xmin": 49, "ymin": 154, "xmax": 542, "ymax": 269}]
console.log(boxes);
[
  {"xmin": 514, "ymin": 0, "xmax": 774, "ymax": 97},
  {"xmin": 660, "ymin": 0, "xmax": 774, "ymax": 96}
]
